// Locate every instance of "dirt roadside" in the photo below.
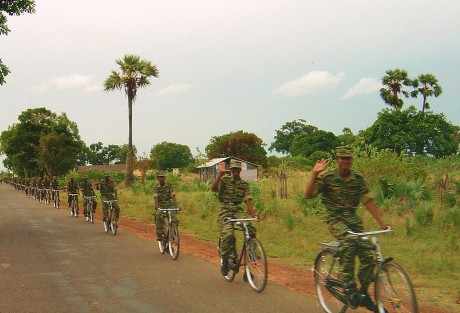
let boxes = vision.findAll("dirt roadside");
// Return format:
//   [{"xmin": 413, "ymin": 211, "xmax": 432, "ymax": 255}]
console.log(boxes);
[{"xmin": 100, "ymin": 212, "xmax": 452, "ymax": 313}]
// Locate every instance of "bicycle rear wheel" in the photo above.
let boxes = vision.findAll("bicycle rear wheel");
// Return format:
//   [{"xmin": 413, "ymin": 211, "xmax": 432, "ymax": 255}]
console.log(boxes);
[
  {"xmin": 375, "ymin": 261, "xmax": 418, "ymax": 313},
  {"xmin": 168, "ymin": 223, "xmax": 180, "ymax": 260},
  {"xmin": 244, "ymin": 237, "xmax": 267, "ymax": 293},
  {"xmin": 217, "ymin": 237, "xmax": 236, "ymax": 282},
  {"xmin": 313, "ymin": 249, "xmax": 348, "ymax": 313}
]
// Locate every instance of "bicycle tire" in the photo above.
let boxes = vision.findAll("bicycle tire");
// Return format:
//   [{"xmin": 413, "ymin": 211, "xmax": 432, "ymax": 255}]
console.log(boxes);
[
  {"xmin": 168, "ymin": 223, "xmax": 180, "ymax": 260},
  {"xmin": 72, "ymin": 200, "xmax": 78, "ymax": 217},
  {"xmin": 217, "ymin": 237, "xmax": 236, "ymax": 282},
  {"xmin": 375, "ymin": 261, "xmax": 418, "ymax": 313},
  {"xmin": 313, "ymin": 249, "xmax": 348, "ymax": 313},
  {"xmin": 111, "ymin": 209, "xmax": 117, "ymax": 236},
  {"xmin": 158, "ymin": 236, "xmax": 167, "ymax": 254},
  {"xmin": 244, "ymin": 237, "xmax": 268, "ymax": 293}
]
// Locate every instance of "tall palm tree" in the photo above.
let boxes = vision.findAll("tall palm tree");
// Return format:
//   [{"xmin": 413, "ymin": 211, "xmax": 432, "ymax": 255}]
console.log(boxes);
[
  {"xmin": 104, "ymin": 54, "xmax": 159, "ymax": 186},
  {"xmin": 379, "ymin": 68, "xmax": 412, "ymax": 109},
  {"xmin": 410, "ymin": 73, "xmax": 443, "ymax": 112}
]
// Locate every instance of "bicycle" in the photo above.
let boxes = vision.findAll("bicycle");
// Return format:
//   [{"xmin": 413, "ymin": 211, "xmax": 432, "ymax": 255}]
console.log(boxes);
[
  {"xmin": 313, "ymin": 228, "xmax": 418, "ymax": 313},
  {"xmin": 102, "ymin": 200, "xmax": 118, "ymax": 235},
  {"xmin": 44, "ymin": 188, "xmax": 51, "ymax": 205},
  {"xmin": 53, "ymin": 189, "xmax": 60, "ymax": 209},
  {"xmin": 69, "ymin": 193, "xmax": 79, "ymax": 217},
  {"xmin": 156, "ymin": 208, "xmax": 180, "ymax": 260},
  {"xmin": 83, "ymin": 195, "xmax": 96, "ymax": 224},
  {"xmin": 37, "ymin": 188, "xmax": 44, "ymax": 203},
  {"xmin": 217, "ymin": 217, "xmax": 268, "ymax": 293}
]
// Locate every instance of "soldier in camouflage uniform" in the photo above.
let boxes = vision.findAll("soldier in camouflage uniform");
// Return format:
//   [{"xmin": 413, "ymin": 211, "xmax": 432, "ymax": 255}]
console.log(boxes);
[
  {"xmin": 51, "ymin": 176, "xmax": 59, "ymax": 201},
  {"xmin": 80, "ymin": 176, "xmax": 97, "ymax": 216},
  {"xmin": 96, "ymin": 173, "xmax": 120, "ymax": 225},
  {"xmin": 212, "ymin": 159, "xmax": 258, "ymax": 276},
  {"xmin": 154, "ymin": 171, "xmax": 179, "ymax": 241},
  {"xmin": 304, "ymin": 146, "xmax": 389, "ymax": 312},
  {"xmin": 66, "ymin": 177, "xmax": 80, "ymax": 211},
  {"xmin": 37, "ymin": 177, "xmax": 44, "ymax": 201}
]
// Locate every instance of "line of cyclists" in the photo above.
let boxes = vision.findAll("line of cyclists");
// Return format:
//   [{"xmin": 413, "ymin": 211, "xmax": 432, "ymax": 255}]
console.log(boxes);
[{"xmin": 7, "ymin": 174, "xmax": 112, "ymax": 223}]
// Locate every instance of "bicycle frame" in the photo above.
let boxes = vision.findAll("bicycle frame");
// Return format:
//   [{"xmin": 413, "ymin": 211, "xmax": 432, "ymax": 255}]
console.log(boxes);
[
  {"xmin": 156, "ymin": 208, "xmax": 180, "ymax": 259},
  {"xmin": 84, "ymin": 195, "xmax": 96, "ymax": 223},
  {"xmin": 53, "ymin": 190, "xmax": 60, "ymax": 208},
  {"xmin": 69, "ymin": 193, "xmax": 79, "ymax": 217},
  {"xmin": 103, "ymin": 199, "xmax": 118, "ymax": 235},
  {"xmin": 313, "ymin": 227, "xmax": 419, "ymax": 313}
]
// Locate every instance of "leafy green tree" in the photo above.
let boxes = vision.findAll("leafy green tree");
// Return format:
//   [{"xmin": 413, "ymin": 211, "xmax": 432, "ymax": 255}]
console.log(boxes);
[
  {"xmin": 336, "ymin": 127, "xmax": 356, "ymax": 146},
  {"xmin": 290, "ymin": 129, "xmax": 338, "ymax": 157},
  {"xmin": 150, "ymin": 142, "xmax": 193, "ymax": 170},
  {"xmin": 0, "ymin": 0, "xmax": 35, "ymax": 85},
  {"xmin": 269, "ymin": 119, "xmax": 317, "ymax": 154},
  {"xmin": 104, "ymin": 54, "xmax": 159, "ymax": 186},
  {"xmin": 361, "ymin": 107, "xmax": 458, "ymax": 157},
  {"xmin": 0, "ymin": 108, "xmax": 83, "ymax": 177},
  {"xmin": 410, "ymin": 73, "xmax": 443, "ymax": 112},
  {"xmin": 39, "ymin": 131, "xmax": 81, "ymax": 176},
  {"xmin": 206, "ymin": 130, "xmax": 268, "ymax": 167},
  {"xmin": 380, "ymin": 68, "xmax": 412, "ymax": 109}
]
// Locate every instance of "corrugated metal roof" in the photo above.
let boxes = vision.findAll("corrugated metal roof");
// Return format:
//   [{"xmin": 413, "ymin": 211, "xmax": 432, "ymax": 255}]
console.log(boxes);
[
  {"xmin": 196, "ymin": 157, "xmax": 258, "ymax": 168},
  {"xmin": 196, "ymin": 157, "xmax": 228, "ymax": 168}
]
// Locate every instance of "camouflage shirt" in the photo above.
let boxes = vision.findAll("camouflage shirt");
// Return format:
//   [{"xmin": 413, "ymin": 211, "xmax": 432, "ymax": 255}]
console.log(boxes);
[
  {"xmin": 43, "ymin": 177, "xmax": 50, "ymax": 188},
  {"xmin": 99, "ymin": 179, "xmax": 116, "ymax": 196},
  {"xmin": 80, "ymin": 180, "xmax": 95, "ymax": 196},
  {"xmin": 52, "ymin": 179, "xmax": 59, "ymax": 190},
  {"xmin": 154, "ymin": 183, "xmax": 175, "ymax": 209},
  {"xmin": 217, "ymin": 175, "xmax": 252, "ymax": 208},
  {"xmin": 314, "ymin": 169, "xmax": 373, "ymax": 216},
  {"xmin": 67, "ymin": 180, "xmax": 79, "ymax": 193}
]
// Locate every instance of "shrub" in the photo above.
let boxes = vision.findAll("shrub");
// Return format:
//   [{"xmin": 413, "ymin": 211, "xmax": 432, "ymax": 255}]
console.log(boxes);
[{"xmin": 414, "ymin": 202, "xmax": 434, "ymax": 227}]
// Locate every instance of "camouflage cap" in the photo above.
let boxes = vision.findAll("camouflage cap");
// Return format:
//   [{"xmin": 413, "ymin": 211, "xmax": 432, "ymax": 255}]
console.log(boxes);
[
  {"xmin": 104, "ymin": 171, "xmax": 110, "ymax": 177},
  {"xmin": 335, "ymin": 146, "xmax": 353, "ymax": 157},
  {"xmin": 157, "ymin": 171, "xmax": 166, "ymax": 177},
  {"xmin": 229, "ymin": 159, "xmax": 242, "ymax": 169}
]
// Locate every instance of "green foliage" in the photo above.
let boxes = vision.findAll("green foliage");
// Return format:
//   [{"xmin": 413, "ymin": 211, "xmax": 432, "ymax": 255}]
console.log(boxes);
[
  {"xmin": 150, "ymin": 141, "xmax": 194, "ymax": 170},
  {"xmin": 205, "ymin": 130, "xmax": 268, "ymax": 168},
  {"xmin": 0, "ymin": 0, "xmax": 36, "ymax": 85},
  {"xmin": 269, "ymin": 119, "xmax": 315, "ymax": 154},
  {"xmin": 410, "ymin": 73, "xmax": 443, "ymax": 112},
  {"xmin": 0, "ymin": 108, "xmax": 83, "ymax": 177},
  {"xmin": 361, "ymin": 107, "xmax": 458, "ymax": 157},
  {"xmin": 380, "ymin": 68, "xmax": 412, "ymax": 109},
  {"xmin": 443, "ymin": 206, "xmax": 460, "ymax": 231},
  {"xmin": 290, "ymin": 130, "xmax": 338, "ymax": 158},
  {"xmin": 295, "ymin": 191, "xmax": 325, "ymax": 216},
  {"xmin": 249, "ymin": 178, "xmax": 271, "ymax": 214},
  {"xmin": 413, "ymin": 202, "xmax": 434, "ymax": 227}
]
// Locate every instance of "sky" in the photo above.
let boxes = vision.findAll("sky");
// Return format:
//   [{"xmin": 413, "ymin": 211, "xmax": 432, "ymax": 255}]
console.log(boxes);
[{"xmin": 1, "ymin": 0, "xmax": 459, "ymax": 167}]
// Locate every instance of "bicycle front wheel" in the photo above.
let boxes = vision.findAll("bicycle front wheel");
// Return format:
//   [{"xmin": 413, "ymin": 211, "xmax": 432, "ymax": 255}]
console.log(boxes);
[
  {"xmin": 375, "ymin": 261, "xmax": 418, "ymax": 313},
  {"xmin": 168, "ymin": 223, "xmax": 180, "ymax": 260},
  {"xmin": 244, "ymin": 237, "xmax": 268, "ymax": 293},
  {"xmin": 88, "ymin": 203, "xmax": 94, "ymax": 224},
  {"xmin": 217, "ymin": 237, "xmax": 236, "ymax": 282},
  {"xmin": 111, "ymin": 210, "xmax": 117, "ymax": 235},
  {"xmin": 313, "ymin": 249, "xmax": 347, "ymax": 313}
]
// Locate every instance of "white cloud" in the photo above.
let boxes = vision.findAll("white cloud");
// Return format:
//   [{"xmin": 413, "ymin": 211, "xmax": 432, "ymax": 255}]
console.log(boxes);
[
  {"xmin": 340, "ymin": 78, "xmax": 381, "ymax": 100},
  {"xmin": 276, "ymin": 71, "xmax": 345, "ymax": 96},
  {"xmin": 31, "ymin": 74, "xmax": 96, "ymax": 93},
  {"xmin": 155, "ymin": 83, "xmax": 191, "ymax": 96}
]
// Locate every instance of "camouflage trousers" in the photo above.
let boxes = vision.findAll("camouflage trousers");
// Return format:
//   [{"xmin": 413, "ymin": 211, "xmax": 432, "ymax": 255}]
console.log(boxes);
[
  {"xmin": 218, "ymin": 206, "xmax": 256, "ymax": 260},
  {"xmin": 101, "ymin": 195, "xmax": 120, "ymax": 223},
  {"xmin": 155, "ymin": 210, "xmax": 178, "ymax": 237},
  {"xmin": 327, "ymin": 214, "xmax": 375, "ymax": 285}
]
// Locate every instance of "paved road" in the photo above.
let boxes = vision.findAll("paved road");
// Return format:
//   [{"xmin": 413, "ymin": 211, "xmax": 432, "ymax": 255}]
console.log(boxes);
[{"xmin": 0, "ymin": 183, "xmax": 324, "ymax": 313}]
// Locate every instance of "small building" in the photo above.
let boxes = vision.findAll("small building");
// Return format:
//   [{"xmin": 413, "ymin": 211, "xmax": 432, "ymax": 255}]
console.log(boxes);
[{"xmin": 197, "ymin": 157, "xmax": 259, "ymax": 181}]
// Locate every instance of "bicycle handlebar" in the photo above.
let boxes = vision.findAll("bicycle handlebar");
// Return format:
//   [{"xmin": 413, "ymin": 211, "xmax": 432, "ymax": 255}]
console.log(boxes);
[
  {"xmin": 347, "ymin": 226, "xmax": 393, "ymax": 237},
  {"xmin": 84, "ymin": 195, "xmax": 97, "ymax": 199},
  {"xmin": 224, "ymin": 217, "xmax": 259, "ymax": 223},
  {"xmin": 157, "ymin": 207, "xmax": 180, "ymax": 212},
  {"xmin": 68, "ymin": 193, "xmax": 79, "ymax": 196},
  {"xmin": 102, "ymin": 199, "xmax": 118, "ymax": 204}
]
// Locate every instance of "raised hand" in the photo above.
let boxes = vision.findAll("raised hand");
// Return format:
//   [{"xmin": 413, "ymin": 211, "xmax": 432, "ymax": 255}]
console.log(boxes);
[{"xmin": 312, "ymin": 159, "xmax": 329, "ymax": 174}]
